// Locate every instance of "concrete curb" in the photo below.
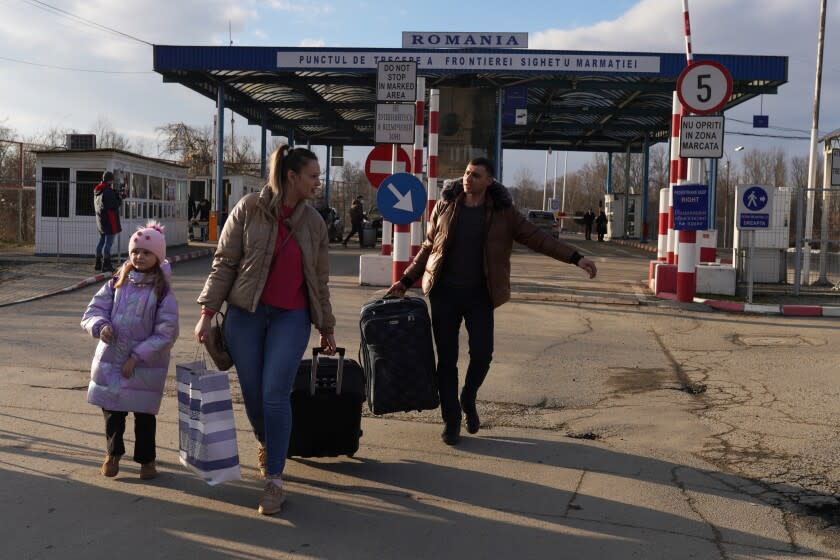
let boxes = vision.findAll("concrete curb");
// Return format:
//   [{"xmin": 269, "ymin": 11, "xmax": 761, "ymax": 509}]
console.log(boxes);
[
  {"xmin": 694, "ymin": 296, "xmax": 840, "ymax": 317},
  {"xmin": 0, "ymin": 248, "xmax": 213, "ymax": 309},
  {"xmin": 606, "ymin": 239, "xmax": 657, "ymax": 253}
]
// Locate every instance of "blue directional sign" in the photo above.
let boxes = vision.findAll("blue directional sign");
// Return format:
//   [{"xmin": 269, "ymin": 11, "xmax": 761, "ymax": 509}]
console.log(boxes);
[
  {"xmin": 672, "ymin": 183, "xmax": 709, "ymax": 230},
  {"xmin": 736, "ymin": 184, "xmax": 773, "ymax": 230},
  {"xmin": 376, "ymin": 172, "xmax": 427, "ymax": 225}
]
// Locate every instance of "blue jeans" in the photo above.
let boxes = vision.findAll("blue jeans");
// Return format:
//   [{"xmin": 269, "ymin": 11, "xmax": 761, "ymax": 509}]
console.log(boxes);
[
  {"xmin": 224, "ymin": 303, "xmax": 310, "ymax": 477},
  {"xmin": 95, "ymin": 233, "xmax": 115, "ymax": 257}
]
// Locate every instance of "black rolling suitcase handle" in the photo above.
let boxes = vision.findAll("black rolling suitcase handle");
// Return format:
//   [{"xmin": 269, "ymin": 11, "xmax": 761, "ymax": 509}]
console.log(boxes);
[{"xmin": 311, "ymin": 347, "xmax": 345, "ymax": 396}]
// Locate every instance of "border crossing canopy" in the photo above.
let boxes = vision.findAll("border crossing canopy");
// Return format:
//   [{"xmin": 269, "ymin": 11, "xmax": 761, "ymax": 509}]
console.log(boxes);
[{"xmin": 153, "ymin": 45, "xmax": 787, "ymax": 154}]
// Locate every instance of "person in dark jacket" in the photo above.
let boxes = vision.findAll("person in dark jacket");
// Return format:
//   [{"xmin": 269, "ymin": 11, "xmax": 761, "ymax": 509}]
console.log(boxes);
[
  {"xmin": 342, "ymin": 196, "xmax": 366, "ymax": 247},
  {"xmin": 596, "ymin": 209, "xmax": 608, "ymax": 241},
  {"xmin": 94, "ymin": 171, "xmax": 122, "ymax": 272},
  {"xmin": 582, "ymin": 209, "xmax": 595, "ymax": 240},
  {"xmin": 387, "ymin": 157, "xmax": 597, "ymax": 445}
]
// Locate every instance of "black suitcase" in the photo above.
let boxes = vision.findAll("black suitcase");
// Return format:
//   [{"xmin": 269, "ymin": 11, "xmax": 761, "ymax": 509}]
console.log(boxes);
[
  {"xmin": 287, "ymin": 347, "xmax": 365, "ymax": 458},
  {"xmin": 359, "ymin": 296, "xmax": 439, "ymax": 415}
]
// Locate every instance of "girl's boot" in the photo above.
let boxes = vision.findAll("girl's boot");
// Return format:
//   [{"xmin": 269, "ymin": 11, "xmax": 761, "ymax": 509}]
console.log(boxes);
[{"xmin": 101, "ymin": 257, "xmax": 114, "ymax": 273}]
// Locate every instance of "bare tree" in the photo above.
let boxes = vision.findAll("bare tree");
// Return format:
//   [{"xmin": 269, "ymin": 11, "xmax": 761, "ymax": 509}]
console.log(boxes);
[
  {"xmin": 790, "ymin": 155, "xmax": 809, "ymax": 188},
  {"xmin": 156, "ymin": 123, "xmax": 215, "ymax": 175},
  {"xmin": 509, "ymin": 167, "xmax": 542, "ymax": 209},
  {"xmin": 741, "ymin": 147, "xmax": 787, "ymax": 186},
  {"xmin": 92, "ymin": 117, "xmax": 133, "ymax": 151}
]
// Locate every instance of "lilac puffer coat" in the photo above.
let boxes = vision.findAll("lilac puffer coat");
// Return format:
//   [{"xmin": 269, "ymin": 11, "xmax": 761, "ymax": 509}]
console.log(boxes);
[{"xmin": 81, "ymin": 267, "xmax": 179, "ymax": 414}]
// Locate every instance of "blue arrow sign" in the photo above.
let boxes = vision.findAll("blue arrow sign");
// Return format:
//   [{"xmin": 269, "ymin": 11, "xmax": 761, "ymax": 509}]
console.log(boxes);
[{"xmin": 376, "ymin": 172, "xmax": 427, "ymax": 225}]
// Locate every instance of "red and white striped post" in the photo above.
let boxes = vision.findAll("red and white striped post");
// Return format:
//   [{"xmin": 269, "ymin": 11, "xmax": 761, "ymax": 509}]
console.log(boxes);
[
  {"xmin": 381, "ymin": 221, "xmax": 392, "ymax": 256},
  {"xmin": 392, "ymin": 221, "xmax": 411, "ymax": 282},
  {"xmin": 676, "ymin": 0, "xmax": 697, "ymax": 302},
  {"xmin": 410, "ymin": 78, "xmax": 426, "ymax": 257},
  {"xmin": 427, "ymin": 89, "xmax": 439, "ymax": 220},
  {"xmin": 380, "ymin": 145, "xmax": 396, "ymax": 257},
  {"xmin": 657, "ymin": 187, "xmax": 668, "ymax": 261},
  {"xmin": 667, "ymin": 92, "xmax": 683, "ymax": 264}
]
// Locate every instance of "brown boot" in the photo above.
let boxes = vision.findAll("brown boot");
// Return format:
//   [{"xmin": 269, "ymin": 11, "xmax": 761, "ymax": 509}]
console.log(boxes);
[
  {"xmin": 101, "ymin": 455, "xmax": 121, "ymax": 477},
  {"xmin": 139, "ymin": 461, "xmax": 157, "ymax": 480},
  {"xmin": 257, "ymin": 443, "xmax": 266, "ymax": 478},
  {"xmin": 258, "ymin": 479, "xmax": 286, "ymax": 515}
]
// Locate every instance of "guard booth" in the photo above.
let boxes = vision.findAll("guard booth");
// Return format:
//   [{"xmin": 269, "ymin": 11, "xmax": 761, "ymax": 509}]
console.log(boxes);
[
  {"xmin": 732, "ymin": 186, "xmax": 792, "ymax": 283},
  {"xmin": 604, "ymin": 193, "xmax": 642, "ymax": 239},
  {"xmin": 34, "ymin": 148, "xmax": 189, "ymax": 256}
]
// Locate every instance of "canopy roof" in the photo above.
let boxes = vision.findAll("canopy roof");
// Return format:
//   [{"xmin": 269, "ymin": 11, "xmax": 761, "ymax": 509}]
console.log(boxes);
[{"xmin": 153, "ymin": 46, "xmax": 787, "ymax": 154}]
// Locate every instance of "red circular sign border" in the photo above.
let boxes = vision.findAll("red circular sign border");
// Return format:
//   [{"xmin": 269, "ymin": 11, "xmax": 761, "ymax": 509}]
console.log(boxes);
[
  {"xmin": 364, "ymin": 144, "xmax": 412, "ymax": 189},
  {"xmin": 676, "ymin": 60, "xmax": 733, "ymax": 116}
]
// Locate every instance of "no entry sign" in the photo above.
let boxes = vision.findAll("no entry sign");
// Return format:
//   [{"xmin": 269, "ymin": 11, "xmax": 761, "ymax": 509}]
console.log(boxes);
[{"xmin": 364, "ymin": 144, "xmax": 411, "ymax": 188}]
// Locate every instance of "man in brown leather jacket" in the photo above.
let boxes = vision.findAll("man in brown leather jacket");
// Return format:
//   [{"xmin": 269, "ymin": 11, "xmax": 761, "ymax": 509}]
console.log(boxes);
[{"xmin": 388, "ymin": 157, "xmax": 597, "ymax": 445}]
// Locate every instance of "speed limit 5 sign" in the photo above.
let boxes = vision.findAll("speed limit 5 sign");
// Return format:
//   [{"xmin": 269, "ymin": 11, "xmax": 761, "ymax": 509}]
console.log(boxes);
[{"xmin": 677, "ymin": 61, "xmax": 733, "ymax": 115}]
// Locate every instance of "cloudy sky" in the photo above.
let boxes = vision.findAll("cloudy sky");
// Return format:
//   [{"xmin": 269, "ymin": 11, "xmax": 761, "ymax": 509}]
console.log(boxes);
[{"xmin": 1, "ymin": 0, "xmax": 838, "ymax": 183}]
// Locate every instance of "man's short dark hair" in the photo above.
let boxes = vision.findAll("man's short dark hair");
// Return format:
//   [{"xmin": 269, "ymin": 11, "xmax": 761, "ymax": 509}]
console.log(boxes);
[{"xmin": 468, "ymin": 157, "xmax": 495, "ymax": 178}]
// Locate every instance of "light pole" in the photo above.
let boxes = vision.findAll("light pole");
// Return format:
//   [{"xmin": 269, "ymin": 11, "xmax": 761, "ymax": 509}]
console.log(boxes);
[
  {"xmin": 543, "ymin": 147, "xmax": 552, "ymax": 210},
  {"xmin": 722, "ymin": 145, "xmax": 744, "ymax": 248}
]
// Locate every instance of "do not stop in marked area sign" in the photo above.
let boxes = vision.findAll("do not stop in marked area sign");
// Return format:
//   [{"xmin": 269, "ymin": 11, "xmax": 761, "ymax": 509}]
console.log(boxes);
[
  {"xmin": 680, "ymin": 115, "xmax": 724, "ymax": 158},
  {"xmin": 677, "ymin": 61, "xmax": 733, "ymax": 115}
]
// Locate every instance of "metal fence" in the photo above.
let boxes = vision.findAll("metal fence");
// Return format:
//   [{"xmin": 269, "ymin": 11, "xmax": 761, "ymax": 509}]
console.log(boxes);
[{"xmin": 733, "ymin": 186, "xmax": 840, "ymax": 296}]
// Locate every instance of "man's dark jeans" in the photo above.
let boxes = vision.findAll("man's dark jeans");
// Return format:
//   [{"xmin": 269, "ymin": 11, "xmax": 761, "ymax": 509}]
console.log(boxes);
[{"xmin": 429, "ymin": 284, "xmax": 494, "ymax": 425}]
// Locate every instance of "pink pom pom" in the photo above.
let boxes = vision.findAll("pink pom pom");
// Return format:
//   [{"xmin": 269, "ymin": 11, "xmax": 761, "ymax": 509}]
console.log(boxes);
[{"xmin": 140, "ymin": 220, "xmax": 165, "ymax": 234}]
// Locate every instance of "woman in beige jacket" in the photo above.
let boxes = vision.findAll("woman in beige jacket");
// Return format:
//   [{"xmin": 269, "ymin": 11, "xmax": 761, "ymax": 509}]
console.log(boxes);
[{"xmin": 194, "ymin": 145, "xmax": 336, "ymax": 516}]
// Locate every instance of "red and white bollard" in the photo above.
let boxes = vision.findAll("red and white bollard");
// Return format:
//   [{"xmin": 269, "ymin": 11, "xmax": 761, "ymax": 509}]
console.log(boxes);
[
  {"xmin": 392, "ymin": 222, "xmax": 411, "ymax": 282},
  {"xmin": 381, "ymin": 221, "xmax": 392, "ymax": 256},
  {"xmin": 676, "ymin": 230, "xmax": 697, "ymax": 302},
  {"xmin": 657, "ymin": 187, "xmax": 668, "ymax": 261}
]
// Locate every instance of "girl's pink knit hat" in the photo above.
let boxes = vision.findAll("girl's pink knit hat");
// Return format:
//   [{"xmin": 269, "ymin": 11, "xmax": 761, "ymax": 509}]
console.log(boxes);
[{"xmin": 129, "ymin": 221, "xmax": 166, "ymax": 264}]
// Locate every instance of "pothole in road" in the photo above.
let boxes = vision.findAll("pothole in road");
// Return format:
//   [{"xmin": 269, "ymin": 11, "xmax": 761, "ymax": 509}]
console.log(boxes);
[{"xmin": 606, "ymin": 366, "xmax": 673, "ymax": 394}]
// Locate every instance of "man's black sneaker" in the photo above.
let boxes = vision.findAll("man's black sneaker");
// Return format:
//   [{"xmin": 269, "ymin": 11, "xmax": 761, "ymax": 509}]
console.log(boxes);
[
  {"xmin": 460, "ymin": 396, "xmax": 480, "ymax": 434},
  {"xmin": 441, "ymin": 422, "xmax": 461, "ymax": 445}
]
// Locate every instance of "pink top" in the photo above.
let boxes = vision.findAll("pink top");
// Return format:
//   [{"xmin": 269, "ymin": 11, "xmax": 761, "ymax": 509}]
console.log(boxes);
[{"xmin": 260, "ymin": 206, "xmax": 307, "ymax": 310}]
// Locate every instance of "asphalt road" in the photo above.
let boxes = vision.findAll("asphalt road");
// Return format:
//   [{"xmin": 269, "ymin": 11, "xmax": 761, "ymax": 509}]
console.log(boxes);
[{"xmin": 2, "ymin": 243, "xmax": 840, "ymax": 558}]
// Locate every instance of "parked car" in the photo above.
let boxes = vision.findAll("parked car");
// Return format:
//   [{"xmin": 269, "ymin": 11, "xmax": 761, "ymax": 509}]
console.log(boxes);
[{"xmin": 526, "ymin": 209, "xmax": 560, "ymax": 239}]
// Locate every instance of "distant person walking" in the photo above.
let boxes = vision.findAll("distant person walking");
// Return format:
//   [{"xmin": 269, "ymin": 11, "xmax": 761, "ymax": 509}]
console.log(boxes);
[
  {"xmin": 387, "ymin": 157, "xmax": 597, "ymax": 446},
  {"xmin": 582, "ymin": 209, "xmax": 595, "ymax": 240},
  {"xmin": 342, "ymin": 195, "xmax": 366, "ymax": 247},
  {"xmin": 81, "ymin": 221, "xmax": 179, "ymax": 481},
  {"xmin": 192, "ymin": 197, "xmax": 211, "ymax": 241},
  {"xmin": 596, "ymin": 209, "xmax": 608, "ymax": 242},
  {"xmin": 94, "ymin": 171, "xmax": 122, "ymax": 272}
]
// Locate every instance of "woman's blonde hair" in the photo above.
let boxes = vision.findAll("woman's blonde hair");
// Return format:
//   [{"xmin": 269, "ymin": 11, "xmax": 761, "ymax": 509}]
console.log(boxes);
[
  {"xmin": 113, "ymin": 259, "xmax": 169, "ymax": 300},
  {"xmin": 267, "ymin": 144, "xmax": 319, "ymax": 215}
]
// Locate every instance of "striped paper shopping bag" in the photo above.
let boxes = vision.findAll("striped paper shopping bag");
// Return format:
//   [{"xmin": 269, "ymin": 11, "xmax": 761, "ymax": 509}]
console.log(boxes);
[{"xmin": 176, "ymin": 361, "xmax": 241, "ymax": 485}]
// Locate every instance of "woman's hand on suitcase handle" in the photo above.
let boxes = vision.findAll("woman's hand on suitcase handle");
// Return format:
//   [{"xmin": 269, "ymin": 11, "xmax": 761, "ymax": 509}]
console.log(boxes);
[
  {"xmin": 320, "ymin": 333, "xmax": 337, "ymax": 355},
  {"xmin": 386, "ymin": 280, "xmax": 406, "ymax": 298}
]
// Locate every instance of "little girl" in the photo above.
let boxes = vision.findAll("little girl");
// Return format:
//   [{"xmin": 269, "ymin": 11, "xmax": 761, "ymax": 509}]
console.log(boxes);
[{"xmin": 81, "ymin": 221, "xmax": 179, "ymax": 480}]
